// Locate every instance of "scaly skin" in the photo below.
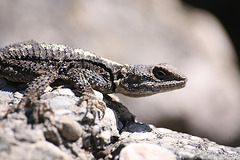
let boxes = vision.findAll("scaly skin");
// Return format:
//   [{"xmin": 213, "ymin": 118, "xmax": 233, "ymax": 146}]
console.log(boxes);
[{"xmin": 0, "ymin": 41, "xmax": 187, "ymax": 122}]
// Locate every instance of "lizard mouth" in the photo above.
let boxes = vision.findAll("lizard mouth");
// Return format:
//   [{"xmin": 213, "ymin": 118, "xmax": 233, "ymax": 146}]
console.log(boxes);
[
  {"xmin": 117, "ymin": 78, "xmax": 187, "ymax": 97},
  {"xmin": 115, "ymin": 63, "xmax": 187, "ymax": 97}
]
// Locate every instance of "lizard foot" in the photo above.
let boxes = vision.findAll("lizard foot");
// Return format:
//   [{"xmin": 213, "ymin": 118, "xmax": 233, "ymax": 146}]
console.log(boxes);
[
  {"xmin": 78, "ymin": 93, "xmax": 106, "ymax": 122},
  {"xmin": 18, "ymin": 98, "xmax": 53, "ymax": 123}
]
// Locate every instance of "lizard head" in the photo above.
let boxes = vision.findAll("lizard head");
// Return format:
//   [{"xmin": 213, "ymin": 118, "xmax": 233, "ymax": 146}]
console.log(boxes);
[{"xmin": 114, "ymin": 63, "xmax": 187, "ymax": 97}]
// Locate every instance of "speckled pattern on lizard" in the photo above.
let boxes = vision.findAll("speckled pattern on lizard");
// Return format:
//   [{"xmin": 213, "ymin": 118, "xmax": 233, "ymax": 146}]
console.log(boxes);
[{"xmin": 0, "ymin": 40, "xmax": 187, "ymax": 123}]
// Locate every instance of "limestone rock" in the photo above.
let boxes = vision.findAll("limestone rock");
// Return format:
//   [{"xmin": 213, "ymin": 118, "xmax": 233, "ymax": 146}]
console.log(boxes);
[
  {"xmin": 119, "ymin": 143, "xmax": 176, "ymax": 160},
  {"xmin": 0, "ymin": 84, "xmax": 239, "ymax": 160}
]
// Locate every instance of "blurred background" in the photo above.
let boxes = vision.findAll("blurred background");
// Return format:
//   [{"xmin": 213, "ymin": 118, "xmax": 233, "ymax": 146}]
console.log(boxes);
[{"xmin": 0, "ymin": 0, "xmax": 239, "ymax": 146}]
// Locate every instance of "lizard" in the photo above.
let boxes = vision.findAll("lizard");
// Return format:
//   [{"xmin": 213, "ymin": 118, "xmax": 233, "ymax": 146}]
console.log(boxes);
[{"xmin": 0, "ymin": 40, "xmax": 187, "ymax": 123}]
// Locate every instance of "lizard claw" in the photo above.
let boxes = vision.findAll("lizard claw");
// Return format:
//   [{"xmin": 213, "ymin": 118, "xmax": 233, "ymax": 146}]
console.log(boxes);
[
  {"xmin": 78, "ymin": 94, "xmax": 106, "ymax": 122},
  {"xmin": 92, "ymin": 99, "xmax": 106, "ymax": 119}
]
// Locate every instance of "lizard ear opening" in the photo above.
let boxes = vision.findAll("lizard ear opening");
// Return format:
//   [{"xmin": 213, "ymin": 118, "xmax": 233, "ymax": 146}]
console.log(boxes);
[
  {"xmin": 117, "ymin": 72, "xmax": 124, "ymax": 79},
  {"xmin": 117, "ymin": 67, "xmax": 128, "ymax": 80}
]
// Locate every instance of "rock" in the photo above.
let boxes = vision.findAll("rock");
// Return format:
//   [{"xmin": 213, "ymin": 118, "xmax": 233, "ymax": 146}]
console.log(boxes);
[
  {"xmin": 1, "ymin": 86, "xmax": 239, "ymax": 160},
  {"xmin": 59, "ymin": 116, "xmax": 83, "ymax": 141},
  {"xmin": 33, "ymin": 142, "xmax": 73, "ymax": 160},
  {"xmin": 119, "ymin": 143, "xmax": 176, "ymax": 160},
  {"xmin": 0, "ymin": 141, "xmax": 72, "ymax": 160},
  {"xmin": 14, "ymin": 126, "xmax": 45, "ymax": 143},
  {"xmin": 49, "ymin": 96, "xmax": 76, "ymax": 110},
  {"xmin": 122, "ymin": 122, "xmax": 152, "ymax": 133}
]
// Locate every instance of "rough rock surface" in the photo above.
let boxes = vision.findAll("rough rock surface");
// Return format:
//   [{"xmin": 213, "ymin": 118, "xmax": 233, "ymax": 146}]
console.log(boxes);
[{"xmin": 0, "ymin": 79, "xmax": 239, "ymax": 160}]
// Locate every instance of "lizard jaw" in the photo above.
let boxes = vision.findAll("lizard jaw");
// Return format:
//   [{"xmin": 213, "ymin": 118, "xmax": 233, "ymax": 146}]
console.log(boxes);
[
  {"xmin": 115, "ymin": 78, "xmax": 187, "ymax": 97},
  {"xmin": 115, "ymin": 63, "xmax": 187, "ymax": 97}
]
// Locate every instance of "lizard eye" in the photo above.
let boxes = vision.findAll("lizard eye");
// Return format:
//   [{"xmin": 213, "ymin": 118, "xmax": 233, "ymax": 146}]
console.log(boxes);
[{"xmin": 153, "ymin": 67, "xmax": 166, "ymax": 80}]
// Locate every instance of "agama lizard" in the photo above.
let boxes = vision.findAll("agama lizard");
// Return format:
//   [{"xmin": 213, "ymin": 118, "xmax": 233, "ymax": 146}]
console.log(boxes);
[{"xmin": 0, "ymin": 41, "xmax": 187, "ymax": 122}]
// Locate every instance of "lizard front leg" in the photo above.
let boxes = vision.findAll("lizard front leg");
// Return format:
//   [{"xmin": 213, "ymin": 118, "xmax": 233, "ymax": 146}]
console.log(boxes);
[
  {"xmin": 18, "ymin": 72, "xmax": 58, "ymax": 123},
  {"xmin": 67, "ymin": 68, "xmax": 106, "ymax": 121}
]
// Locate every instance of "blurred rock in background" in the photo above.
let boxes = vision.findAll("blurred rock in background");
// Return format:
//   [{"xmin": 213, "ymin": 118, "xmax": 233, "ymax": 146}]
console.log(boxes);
[
  {"xmin": 0, "ymin": 0, "xmax": 239, "ymax": 146},
  {"xmin": 182, "ymin": 0, "xmax": 240, "ymax": 67}
]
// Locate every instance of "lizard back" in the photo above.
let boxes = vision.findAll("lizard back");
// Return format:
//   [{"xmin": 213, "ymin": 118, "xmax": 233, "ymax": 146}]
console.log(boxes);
[
  {"xmin": 0, "ymin": 40, "xmax": 187, "ymax": 97},
  {"xmin": 0, "ymin": 41, "xmax": 121, "ymax": 93}
]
